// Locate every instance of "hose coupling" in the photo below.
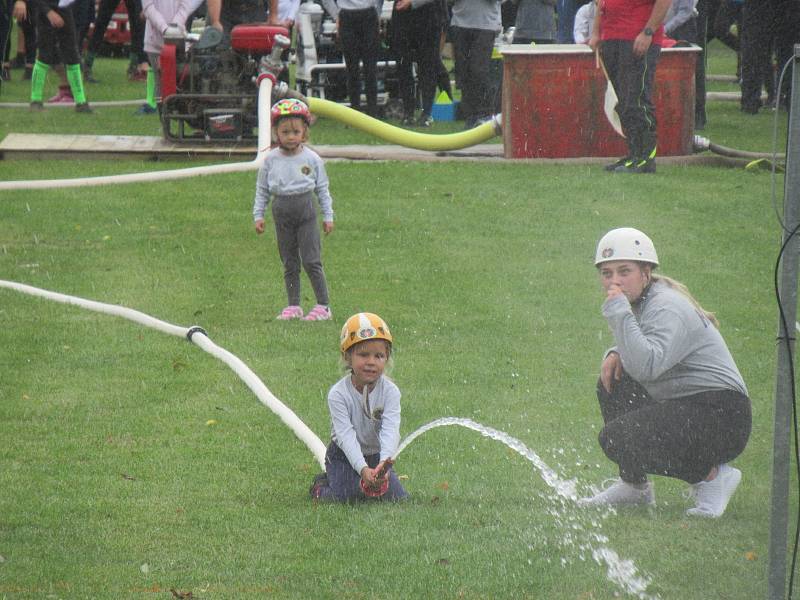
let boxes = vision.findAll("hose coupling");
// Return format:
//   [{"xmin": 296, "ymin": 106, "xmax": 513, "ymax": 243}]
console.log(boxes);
[
  {"xmin": 693, "ymin": 135, "xmax": 710, "ymax": 152},
  {"xmin": 186, "ymin": 325, "xmax": 208, "ymax": 342}
]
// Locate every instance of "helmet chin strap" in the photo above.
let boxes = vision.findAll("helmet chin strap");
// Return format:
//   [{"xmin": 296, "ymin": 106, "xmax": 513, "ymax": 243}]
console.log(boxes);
[{"xmin": 360, "ymin": 384, "xmax": 371, "ymax": 419}]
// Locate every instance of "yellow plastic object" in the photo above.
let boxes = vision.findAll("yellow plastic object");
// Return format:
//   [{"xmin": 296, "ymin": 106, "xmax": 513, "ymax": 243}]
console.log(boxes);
[{"xmin": 306, "ymin": 97, "xmax": 499, "ymax": 152}]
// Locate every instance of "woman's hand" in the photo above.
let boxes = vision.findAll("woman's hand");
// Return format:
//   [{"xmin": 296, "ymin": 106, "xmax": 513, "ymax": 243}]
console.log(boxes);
[
  {"xmin": 254, "ymin": 219, "xmax": 266, "ymax": 234},
  {"xmin": 605, "ymin": 282, "xmax": 624, "ymax": 300},
  {"xmin": 600, "ymin": 351, "xmax": 622, "ymax": 392},
  {"xmin": 323, "ymin": 221, "xmax": 333, "ymax": 235}
]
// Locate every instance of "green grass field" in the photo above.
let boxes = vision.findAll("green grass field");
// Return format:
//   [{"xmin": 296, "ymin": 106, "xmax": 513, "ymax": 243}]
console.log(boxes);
[{"xmin": 0, "ymin": 39, "xmax": 796, "ymax": 599}]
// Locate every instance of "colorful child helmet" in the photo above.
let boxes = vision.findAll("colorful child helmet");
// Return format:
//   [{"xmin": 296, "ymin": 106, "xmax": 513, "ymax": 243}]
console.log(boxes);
[
  {"xmin": 340, "ymin": 313, "xmax": 393, "ymax": 353},
  {"xmin": 271, "ymin": 98, "xmax": 311, "ymax": 126},
  {"xmin": 595, "ymin": 227, "xmax": 659, "ymax": 267}
]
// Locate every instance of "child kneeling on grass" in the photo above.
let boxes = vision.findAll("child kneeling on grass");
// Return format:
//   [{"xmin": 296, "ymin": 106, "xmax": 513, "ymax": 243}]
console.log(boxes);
[
  {"xmin": 253, "ymin": 98, "xmax": 334, "ymax": 322},
  {"xmin": 310, "ymin": 313, "xmax": 408, "ymax": 502}
]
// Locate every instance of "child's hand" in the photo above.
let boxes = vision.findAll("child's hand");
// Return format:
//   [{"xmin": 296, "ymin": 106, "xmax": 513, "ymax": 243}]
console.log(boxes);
[
  {"xmin": 254, "ymin": 219, "xmax": 266, "ymax": 234},
  {"xmin": 360, "ymin": 465, "xmax": 389, "ymax": 497},
  {"xmin": 360, "ymin": 466, "xmax": 377, "ymax": 486},
  {"xmin": 47, "ymin": 9, "xmax": 64, "ymax": 27},
  {"xmin": 323, "ymin": 221, "xmax": 333, "ymax": 235},
  {"xmin": 13, "ymin": 0, "xmax": 26, "ymax": 20}
]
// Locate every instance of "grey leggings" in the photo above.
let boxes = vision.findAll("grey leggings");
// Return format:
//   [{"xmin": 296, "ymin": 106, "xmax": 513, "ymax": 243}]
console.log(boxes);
[
  {"xmin": 271, "ymin": 192, "xmax": 329, "ymax": 307},
  {"xmin": 596, "ymin": 372, "xmax": 752, "ymax": 485}
]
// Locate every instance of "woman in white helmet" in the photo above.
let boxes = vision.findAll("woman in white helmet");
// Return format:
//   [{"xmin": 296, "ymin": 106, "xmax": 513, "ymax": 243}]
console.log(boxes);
[{"xmin": 579, "ymin": 228, "xmax": 751, "ymax": 517}]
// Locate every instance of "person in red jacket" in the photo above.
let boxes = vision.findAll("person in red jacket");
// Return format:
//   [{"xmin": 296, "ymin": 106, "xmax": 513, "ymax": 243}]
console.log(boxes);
[{"xmin": 588, "ymin": 0, "xmax": 671, "ymax": 173}]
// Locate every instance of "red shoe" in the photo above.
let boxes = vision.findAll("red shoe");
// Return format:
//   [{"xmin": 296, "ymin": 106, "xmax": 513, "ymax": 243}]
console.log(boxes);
[
  {"xmin": 128, "ymin": 67, "xmax": 148, "ymax": 82},
  {"xmin": 47, "ymin": 86, "xmax": 74, "ymax": 104}
]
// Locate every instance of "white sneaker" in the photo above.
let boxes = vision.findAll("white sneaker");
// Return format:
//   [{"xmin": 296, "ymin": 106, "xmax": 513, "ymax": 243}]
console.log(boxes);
[
  {"xmin": 578, "ymin": 478, "xmax": 655, "ymax": 507},
  {"xmin": 686, "ymin": 464, "xmax": 741, "ymax": 518}
]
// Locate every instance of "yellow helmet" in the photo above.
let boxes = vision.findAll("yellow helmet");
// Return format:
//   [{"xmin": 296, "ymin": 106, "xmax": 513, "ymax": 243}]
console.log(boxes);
[{"xmin": 340, "ymin": 313, "xmax": 393, "ymax": 353}]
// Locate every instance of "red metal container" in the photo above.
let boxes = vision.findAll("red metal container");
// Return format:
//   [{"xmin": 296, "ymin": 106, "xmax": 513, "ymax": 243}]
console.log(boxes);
[
  {"xmin": 230, "ymin": 25, "xmax": 290, "ymax": 54},
  {"xmin": 501, "ymin": 45, "xmax": 700, "ymax": 158}
]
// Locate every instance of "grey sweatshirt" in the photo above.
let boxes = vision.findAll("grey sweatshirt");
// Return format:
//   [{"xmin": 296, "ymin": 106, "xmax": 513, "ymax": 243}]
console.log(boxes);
[
  {"xmin": 320, "ymin": 0, "xmax": 382, "ymax": 19},
  {"xmin": 328, "ymin": 374, "xmax": 402, "ymax": 474},
  {"xmin": 451, "ymin": 0, "xmax": 502, "ymax": 32},
  {"xmin": 602, "ymin": 279, "xmax": 748, "ymax": 401},
  {"xmin": 252, "ymin": 145, "xmax": 334, "ymax": 222}
]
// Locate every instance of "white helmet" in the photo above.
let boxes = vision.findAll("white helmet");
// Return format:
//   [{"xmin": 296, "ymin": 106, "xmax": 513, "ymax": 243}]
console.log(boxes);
[{"xmin": 595, "ymin": 228, "xmax": 659, "ymax": 266}]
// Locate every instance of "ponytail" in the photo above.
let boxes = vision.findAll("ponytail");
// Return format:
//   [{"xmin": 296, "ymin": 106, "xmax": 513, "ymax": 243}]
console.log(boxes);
[{"xmin": 651, "ymin": 273, "xmax": 720, "ymax": 329}]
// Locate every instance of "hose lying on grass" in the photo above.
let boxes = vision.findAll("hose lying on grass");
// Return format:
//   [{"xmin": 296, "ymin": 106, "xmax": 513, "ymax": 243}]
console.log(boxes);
[{"xmin": 0, "ymin": 278, "xmax": 328, "ymax": 469}]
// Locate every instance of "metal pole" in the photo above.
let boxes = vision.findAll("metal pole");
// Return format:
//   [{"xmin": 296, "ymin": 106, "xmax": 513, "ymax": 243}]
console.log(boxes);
[{"xmin": 768, "ymin": 43, "xmax": 800, "ymax": 600}]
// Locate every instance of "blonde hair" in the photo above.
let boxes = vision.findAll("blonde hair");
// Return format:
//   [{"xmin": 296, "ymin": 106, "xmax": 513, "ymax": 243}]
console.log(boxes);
[{"xmin": 651, "ymin": 273, "xmax": 720, "ymax": 329}]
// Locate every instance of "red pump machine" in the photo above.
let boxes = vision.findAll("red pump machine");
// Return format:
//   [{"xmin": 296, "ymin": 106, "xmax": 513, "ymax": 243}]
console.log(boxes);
[{"xmin": 159, "ymin": 24, "xmax": 290, "ymax": 143}]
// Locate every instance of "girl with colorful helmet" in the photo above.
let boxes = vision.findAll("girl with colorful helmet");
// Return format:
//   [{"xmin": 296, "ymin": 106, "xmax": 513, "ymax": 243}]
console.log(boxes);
[
  {"xmin": 579, "ymin": 228, "xmax": 751, "ymax": 518},
  {"xmin": 252, "ymin": 98, "xmax": 334, "ymax": 321},
  {"xmin": 309, "ymin": 313, "xmax": 409, "ymax": 502}
]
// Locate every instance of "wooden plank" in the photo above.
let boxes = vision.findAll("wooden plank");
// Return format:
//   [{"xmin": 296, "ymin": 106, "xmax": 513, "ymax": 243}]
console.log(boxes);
[{"xmin": 0, "ymin": 133, "xmax": 257, "ymax": 160}]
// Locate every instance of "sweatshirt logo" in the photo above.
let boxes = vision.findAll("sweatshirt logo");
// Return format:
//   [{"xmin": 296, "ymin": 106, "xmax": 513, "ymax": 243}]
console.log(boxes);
[{"xmin": 301, "ymin": 165, "xmax": 311, "ymax": 176}]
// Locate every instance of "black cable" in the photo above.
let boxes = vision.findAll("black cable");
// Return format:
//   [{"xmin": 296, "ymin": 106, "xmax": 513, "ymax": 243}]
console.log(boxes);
[{"xmin": 775, "ymin": 220, "xmax": 800, "ymax": 600}]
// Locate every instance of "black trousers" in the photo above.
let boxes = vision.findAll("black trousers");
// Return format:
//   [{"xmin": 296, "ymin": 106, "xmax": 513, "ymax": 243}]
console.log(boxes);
[
  {"xmin": 600, "ymin": 39, "xmax": 660, "ymax": 161},
  {"xmin": 391, "ymin": 5, "xmax": 442, "ymax": 118},
  {"xmin": 451, "ymin": 25, "xmax": 495, "ymax": 123},
  {"xmin": 88, "ymin": 0, "xmax": 145, "ymax": 61},
  {"xmin": 339, "ymin": 7, "xmax": 380, "ymax": 116},
  {"xmin": 36, "ymin": 5, "xmax": 80, "ymax": 65},
  {"xmin": 740, "ymin": 0, "xmax": 800, "ymax": 112},
  {"xmin": 669, "ymin": 16, "xmax": 703, "ymax": 124},
  {"xmin": 596, "ymin": 372, "xmax": 752, "ymax": 485},
  {"xmin": 693, "ymin": 2, "xmax": 709, "ymax": 124}
]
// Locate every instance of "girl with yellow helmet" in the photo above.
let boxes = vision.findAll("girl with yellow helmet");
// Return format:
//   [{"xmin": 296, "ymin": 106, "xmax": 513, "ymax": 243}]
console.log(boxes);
[
  {"xmin": 579, "ymin": 228, "xmax": 751, "ymax": 517},
  {"xmin": 310, "ymin": 313, "xmax": 409, "ymax": 502},
  {"xmin": 253, "ymin": 99, "xmax": 334, "ymax": 321}
]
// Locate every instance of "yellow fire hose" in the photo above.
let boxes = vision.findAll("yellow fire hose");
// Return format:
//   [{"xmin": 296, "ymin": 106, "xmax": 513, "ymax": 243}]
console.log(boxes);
[{"xmin": 307, "ymin": 97, "xmax": 500, "ymax": 152}]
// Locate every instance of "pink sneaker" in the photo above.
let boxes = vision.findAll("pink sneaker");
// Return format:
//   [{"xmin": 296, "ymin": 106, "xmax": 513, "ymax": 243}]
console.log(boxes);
[
  {"xmin": 47, "ymin": 86, "xmax": 74, "ymax": 104},
  {"xmin": 303, "ymin": 304, "xmax": 332, "ymax": 321},
  {"xmin": 277, "ymin": 305, "xmax": 303, "ymax": 320}
]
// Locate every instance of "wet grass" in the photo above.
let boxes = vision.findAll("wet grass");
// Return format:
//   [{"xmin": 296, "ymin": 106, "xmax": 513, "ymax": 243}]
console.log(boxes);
[{"xmin": 0, "ymin": 154, "xmax": 784, "ymax": 598}]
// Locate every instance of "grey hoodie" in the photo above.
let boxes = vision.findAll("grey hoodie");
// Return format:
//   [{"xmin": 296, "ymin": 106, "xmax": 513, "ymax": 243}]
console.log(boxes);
[{"xmin": 603, "ymin": 279, "xmax": 747, "ymax": 401}]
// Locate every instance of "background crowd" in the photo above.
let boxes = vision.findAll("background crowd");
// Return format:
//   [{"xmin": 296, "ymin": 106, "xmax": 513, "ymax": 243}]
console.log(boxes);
[{"xmin": 1, "ymin": 0, "xmax": 798, "ymax": 122}]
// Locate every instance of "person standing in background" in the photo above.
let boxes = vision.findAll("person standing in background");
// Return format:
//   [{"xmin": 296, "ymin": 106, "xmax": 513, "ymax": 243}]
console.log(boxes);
[
  {"xmin": 391, "ymin": 0, "xmax": 446, "ymax": 126},
  {"xmin": 322, "ymin": 0, "xmax": 383, "ymax": 117},
  {"xmin": 589, "ymin": 0, "xmax": 672, "ymax": 173},
  {"xmin": 450, "ymin": 0, "xmax": 502, "ymax": 129}
]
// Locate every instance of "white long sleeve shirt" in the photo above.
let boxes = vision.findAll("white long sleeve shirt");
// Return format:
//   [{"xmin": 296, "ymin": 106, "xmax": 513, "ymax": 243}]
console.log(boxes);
[
  {"xmin": 252, "ymin": 145, "xmax": 334, "ymax": 222},
  {"xmin": 142, "ymin": 0, "xmax": 205, "ymax": 54},
  {"xmin": 328, "ymin": 374, "xmax": 402, "ymax": 474}
]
